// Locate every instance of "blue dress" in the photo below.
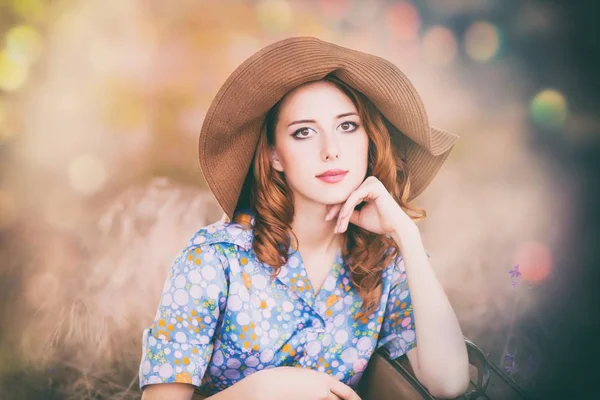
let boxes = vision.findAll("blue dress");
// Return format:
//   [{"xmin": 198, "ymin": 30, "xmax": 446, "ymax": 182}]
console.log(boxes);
[{"xmin": 138, "ymin": 208, "xmax": 423, "ymax": 396}]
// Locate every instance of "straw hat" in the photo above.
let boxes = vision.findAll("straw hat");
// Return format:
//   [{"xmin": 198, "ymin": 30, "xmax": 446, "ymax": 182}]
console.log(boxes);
[{"xmin": 198, "ymin": 36, "xmax": 459, "ymax": 220}]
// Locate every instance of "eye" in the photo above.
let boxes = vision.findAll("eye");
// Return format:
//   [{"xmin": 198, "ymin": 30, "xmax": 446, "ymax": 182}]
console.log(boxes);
[
  {"xmin": 292, "ymin": 127, "xmax": 315, "ymax": 139},
  {"xmin": 339, "ymin": 121, "xmax": 359, "ymax": 132}
]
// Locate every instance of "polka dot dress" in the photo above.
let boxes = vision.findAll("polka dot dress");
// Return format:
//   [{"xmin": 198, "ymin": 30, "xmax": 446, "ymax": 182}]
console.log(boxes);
[{"xmin": 138, "ymin": 209, "xmax": 420, "ymax": 396}]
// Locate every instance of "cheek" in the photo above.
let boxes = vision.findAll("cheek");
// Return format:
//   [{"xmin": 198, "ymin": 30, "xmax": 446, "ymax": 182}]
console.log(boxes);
[
  {"xmin": 283, "ymin": 148, "xmax": 309, "ymax": 165},
  {"xmin": 277, "ymin": 145, "xmax": 314, "ymax": 178},
  {"xmin": 350, "ymin": 133, "xmax": 370, "ymax": 164},
  {"xmin": 351, "ymin": 135, "xmax": 370, "ymax": 183}
]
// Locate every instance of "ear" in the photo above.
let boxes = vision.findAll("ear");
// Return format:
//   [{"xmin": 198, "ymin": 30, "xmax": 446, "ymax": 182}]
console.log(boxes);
[{"xmin": 269, "ymin": 147, "xmax": 284, "ymax": 172}]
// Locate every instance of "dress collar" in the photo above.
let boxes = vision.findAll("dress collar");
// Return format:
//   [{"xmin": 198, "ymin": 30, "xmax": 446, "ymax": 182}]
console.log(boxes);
[{"xmin": 231, "ymin": 207, "xmax": 348, "ymax": 310}]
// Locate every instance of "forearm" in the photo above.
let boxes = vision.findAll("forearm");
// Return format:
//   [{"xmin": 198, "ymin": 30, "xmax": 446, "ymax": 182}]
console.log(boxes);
[
  {"xmin": 140, "ymin": 372, "xmax": 259, "ymax": 400},
  {"xmin": 205, "ymin": 371, "xmax": 260, "ymax": 400},
  {"xmin": 391, "ymin": 227, "xmax": 469, "ymax": 394}
]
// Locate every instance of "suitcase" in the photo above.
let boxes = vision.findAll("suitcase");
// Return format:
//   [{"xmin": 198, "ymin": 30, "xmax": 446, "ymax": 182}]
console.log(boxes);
[{"xmin": 356, "ymin": 338, "xmax": 531, "ymax": 400}]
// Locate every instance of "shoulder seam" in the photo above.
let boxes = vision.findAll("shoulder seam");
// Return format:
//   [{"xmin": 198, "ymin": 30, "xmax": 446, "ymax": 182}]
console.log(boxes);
[{"xmin": 187, "ymin": 219, "xmax": 253, "ymax": 251}]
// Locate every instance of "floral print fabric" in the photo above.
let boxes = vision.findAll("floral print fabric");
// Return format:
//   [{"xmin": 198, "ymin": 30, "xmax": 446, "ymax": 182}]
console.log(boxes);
[{"xmin": 139, "ymin": 209, "xmax": 421, "ymax": 396}]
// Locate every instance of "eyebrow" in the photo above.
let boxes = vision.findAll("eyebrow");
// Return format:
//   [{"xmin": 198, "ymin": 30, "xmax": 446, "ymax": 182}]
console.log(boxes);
[{"xmin": 287, "ymin": 112, "xmax": 358, "ymax": 127}]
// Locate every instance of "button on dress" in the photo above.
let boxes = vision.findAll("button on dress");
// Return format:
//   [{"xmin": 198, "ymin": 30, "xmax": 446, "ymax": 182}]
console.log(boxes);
[{"xmin": 138, "ymin": 208, "xmax": 424, "ymax": 396}]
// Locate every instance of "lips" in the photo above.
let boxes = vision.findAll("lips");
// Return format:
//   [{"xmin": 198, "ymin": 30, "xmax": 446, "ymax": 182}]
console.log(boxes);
[
  {"xmin": 316, "ymin": 169, "xmax": 348, "ymax": 177},
  {"xmin": 316, "ymin": 170, "xmax": 348, "ymax": 183}
]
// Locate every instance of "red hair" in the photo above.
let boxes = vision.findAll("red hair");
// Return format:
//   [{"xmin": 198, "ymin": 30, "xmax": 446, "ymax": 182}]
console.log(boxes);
[{"xmin": 249, "ymin": 75, "xmax": 426, "ymax": 319}]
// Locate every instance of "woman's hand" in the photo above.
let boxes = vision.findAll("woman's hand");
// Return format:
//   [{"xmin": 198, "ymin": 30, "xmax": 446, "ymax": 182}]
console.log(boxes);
[
  {"xmin": 325, "ymin": 176, "xmax": 417, "ymax": 236},
  {"xmin": 247, "ymin": 366, "xmax": 362, "ymax": 400}
]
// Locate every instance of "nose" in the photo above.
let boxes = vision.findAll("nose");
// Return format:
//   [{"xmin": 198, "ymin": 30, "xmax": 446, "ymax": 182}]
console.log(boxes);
[{"xmin": 321, "ymin": 132, "xmax": 340, "ymax": 161}]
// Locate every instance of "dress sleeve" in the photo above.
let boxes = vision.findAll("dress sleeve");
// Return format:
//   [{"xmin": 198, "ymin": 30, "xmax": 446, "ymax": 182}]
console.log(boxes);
[
  {"xmin": 138, "ymin": 244, "xmax": 229, "ymax": 390},
  {"xmin": 376, "ymin": 251, "xmax": 430, "ymax": 359}
]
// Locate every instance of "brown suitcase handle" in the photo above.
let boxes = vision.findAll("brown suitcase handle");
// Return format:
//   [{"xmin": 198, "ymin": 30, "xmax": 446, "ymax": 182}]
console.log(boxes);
[
  {"xmin": 463, "ymin": 338, "xmax": 491, "ymax": 399},
  {"xmin": 359, "ymin": 337, "xmax": 492, "ymax": 400}
]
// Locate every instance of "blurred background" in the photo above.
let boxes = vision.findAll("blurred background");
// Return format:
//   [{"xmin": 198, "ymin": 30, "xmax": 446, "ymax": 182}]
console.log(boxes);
[{"xmin": 0, "ymin": 0, "xmax": 599, "ymax": 398}]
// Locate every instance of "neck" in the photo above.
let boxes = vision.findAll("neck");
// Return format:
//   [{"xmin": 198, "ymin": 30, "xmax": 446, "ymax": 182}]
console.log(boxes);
[{"xmin": 289, "ymin": 201, "xmax": 342, "ymax": 254}]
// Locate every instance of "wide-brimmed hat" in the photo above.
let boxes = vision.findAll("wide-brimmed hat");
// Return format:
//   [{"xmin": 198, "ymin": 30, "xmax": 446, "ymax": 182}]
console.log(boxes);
[{"xmin": 198, "ymin": 36, "xmax": 459, "ymax": 220}]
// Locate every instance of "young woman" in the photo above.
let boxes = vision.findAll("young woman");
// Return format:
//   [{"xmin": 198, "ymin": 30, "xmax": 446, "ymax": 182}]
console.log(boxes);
[{"xmin": 139, "ymin": 37, "xmax": 469, "ymax": 400}]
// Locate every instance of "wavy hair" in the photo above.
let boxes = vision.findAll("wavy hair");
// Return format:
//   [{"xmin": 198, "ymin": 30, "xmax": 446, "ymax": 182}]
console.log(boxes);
[{"xmin": 249, "ymin": 74, "xmax": 426, "ymax": 320}]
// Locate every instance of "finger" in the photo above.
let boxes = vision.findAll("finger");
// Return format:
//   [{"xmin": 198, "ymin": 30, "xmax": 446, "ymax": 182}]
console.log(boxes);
[
  {"xmin": 341, "ymin": 207, "xmax": 361, "ymax": 233},
  {"xmin": 336, "ymin": 187, "xmax": 366, "ymax": 229},
  {"xmin": 347, "ymin": 209, "xmax": 360, "ymax": 226},
  {"xmin": 337, "ymin": 187, "xmax": 369, "ymax": 233},
  {"xmin": 320, "ymin": 387, "xmax": 342, "ymax": 400},
  {"xmin": 325, "ymin": 203, "xmax": 343, "ymax": 221},
  {"xmin": 327, "ymin": 392, "xmax": 343, "ymax": 400},
  {"xmin": 326, "ymin": 204, "xmax": 343, "ymax": 220},
  {"xmin": 329, "ymin": 380, "xmax": 362, "ymax": 400},
  {"xmin": 335, "ymin": 176, "xmax": 380, "ymax": 233},
  {"xmin": 339, "ymin": 185, "xmax": 367, "ymax": 219},
  {"xmin": 339, "ymin": 178, "xmax": 386, "ymax": 233}
]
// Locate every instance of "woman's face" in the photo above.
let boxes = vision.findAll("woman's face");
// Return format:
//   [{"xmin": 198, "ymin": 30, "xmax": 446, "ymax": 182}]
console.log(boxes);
[{"xmin": 270, "ymin": 80, "xmax": 369, "ymax": 207}]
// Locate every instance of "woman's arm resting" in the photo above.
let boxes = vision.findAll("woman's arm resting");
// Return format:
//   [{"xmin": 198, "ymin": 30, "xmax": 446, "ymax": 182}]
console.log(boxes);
[
  {"xmin": 141, "ymin": 383, "xmax": 195, "ymax": 400},
  {"xmin": 391, "ymin": 228, "xmax": 470, "ymax": 398},
  {"xmin": 141, "ymin": 373, "xmax": 259, "ymax": 400}
]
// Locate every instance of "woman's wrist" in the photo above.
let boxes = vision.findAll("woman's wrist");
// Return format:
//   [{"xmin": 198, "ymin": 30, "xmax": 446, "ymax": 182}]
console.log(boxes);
[{"xmin": 390, "ymin": 222, "xmax": 421, "ymax": 251}]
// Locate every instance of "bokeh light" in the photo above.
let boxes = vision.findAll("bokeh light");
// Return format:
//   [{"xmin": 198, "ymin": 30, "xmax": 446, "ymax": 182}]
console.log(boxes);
[
  {"xmin": 514, "ymin": 242, "xmax": 553, "ymax": 284},
  {"xmin": 421, "ymin": 26, "xmax": 458, "ymax": 67},
  {"xmin": 256, "ymin": 0, "xmax": 293, "ymax": 33},
  {"xmin": 425, "ymin": 0, "xmax": 490, "ymax": 16},
  {"xmin": 5, "ymin": 24, "xmax": 43, "ymax": 66},
  {"xmin": 9, "ymin": 0, "xmax": 48, "ymax": 23},
  {"xmin": 530, "ymin": 89, "xmax": 568, "ymax": 130},
  {"xmin": 349, "ymin": 1, "xmax": 380, "ymax": 24},
  {"xmin": 294, "ymin": 13, "xmax": 334, "ymax": 40},
  {"xmin": 464, "ymin": 21, "xmax": 501, "ymax": 62},
  {"xmin": 0, "ymin": 0, "xmax": 595, "ymax": 398},
  {"xmin": 0, "ymin": 50, "xmax": 29, "ymax": 91},
  {"xmin": 68, "ymin": 154, "xmax": 108, "ymax": 195},
  {"xmin": 319, "ymin": 0, "xmax": 352, "ymax": 20},
  {"xmin": 386, "ymin": 2, "xmax": 421, "ymax": 43},
  {"xmin": 227, "ymin": 35, "xmax": 262, "ymax": 68}
]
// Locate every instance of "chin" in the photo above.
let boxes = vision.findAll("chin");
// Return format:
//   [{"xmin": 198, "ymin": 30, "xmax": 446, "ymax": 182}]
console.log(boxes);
[
  {"xmin": 300, "ymin": 175, "xmax": 365, "ymax": 205},
  {"xmin": 313, "ymin": 189, "xmax": 354, "ymax": 205}
]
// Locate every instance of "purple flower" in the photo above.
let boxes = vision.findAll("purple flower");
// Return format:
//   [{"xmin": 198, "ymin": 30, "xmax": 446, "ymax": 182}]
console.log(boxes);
[
  {"xmin": 504, "ymin": 363, "xmax": 517, "ymax": 374},
  {"xmin": 509, "ymin": 264, "xmax": 521, "ymax": 279},
  {"xmin": 503, "ymin": 352, "xmax": 517, "ymax": 374},
  {"xmin": 511, "ymin": 279, "xmax": 519, "ymax": 288}
]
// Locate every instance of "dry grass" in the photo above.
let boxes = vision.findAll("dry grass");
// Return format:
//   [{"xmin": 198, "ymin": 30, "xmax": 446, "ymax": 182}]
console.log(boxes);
[{"xmin": 1, "ymin": 178, "xmax": 223, "ymax": 399}]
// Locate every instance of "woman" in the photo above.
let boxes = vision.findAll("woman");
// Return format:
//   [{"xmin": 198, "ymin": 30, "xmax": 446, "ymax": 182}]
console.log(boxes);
[{"xmin": 139, "ymin": 37, "xmax": 469, "ymax": 400}]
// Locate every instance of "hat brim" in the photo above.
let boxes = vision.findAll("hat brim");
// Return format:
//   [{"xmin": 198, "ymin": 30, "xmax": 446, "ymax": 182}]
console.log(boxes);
[{"xmin": 199, "ymin": 37, "xmax": 459, "ymax": 219}]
